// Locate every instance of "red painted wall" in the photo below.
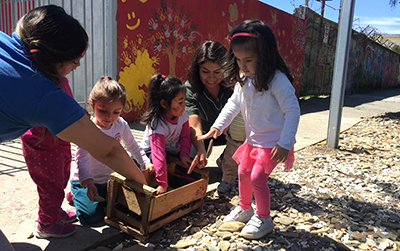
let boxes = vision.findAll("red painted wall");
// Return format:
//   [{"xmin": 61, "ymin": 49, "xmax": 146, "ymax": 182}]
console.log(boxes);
[{"xmin": 117, "ymin": 0, "xmax": 306, "ymax": 122}]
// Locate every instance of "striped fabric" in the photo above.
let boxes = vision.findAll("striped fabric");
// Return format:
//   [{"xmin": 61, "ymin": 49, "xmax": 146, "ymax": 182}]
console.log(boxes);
[{"xmin": 229, "ymin": 112, "xmax": 246, "ymax": 142}]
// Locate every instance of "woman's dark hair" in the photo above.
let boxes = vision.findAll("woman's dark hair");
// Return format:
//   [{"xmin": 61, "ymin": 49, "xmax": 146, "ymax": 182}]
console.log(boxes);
[
  {"xmin": 16, "ymin": 5, "xmax": 88, "ymax": 86},
  {"xmin": 226, "ymin": 19, "xmax": 293, "ymax": 92},
  {"xmin": 142, "ymin": 74, "xmax": 186, "ymax": 130},
  {"xmin": 186, "ymin": 40, "xmax": 228, "ymax": 96}
]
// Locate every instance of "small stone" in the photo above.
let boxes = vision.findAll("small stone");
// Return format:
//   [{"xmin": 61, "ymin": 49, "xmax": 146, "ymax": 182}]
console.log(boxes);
[{"xmin": 218, "ymin": 222, "xmax": 245, "ymax": 232}]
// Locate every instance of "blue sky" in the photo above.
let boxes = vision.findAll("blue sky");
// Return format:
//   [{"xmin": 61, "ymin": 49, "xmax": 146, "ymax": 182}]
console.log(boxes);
[{"xmin": 260, "ymin": 0, "xmax": 400, "ymax": 34}]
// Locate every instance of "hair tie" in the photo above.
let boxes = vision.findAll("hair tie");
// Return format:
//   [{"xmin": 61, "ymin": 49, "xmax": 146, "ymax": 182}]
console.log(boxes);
[
  {"xmin": 30, "ymin": 49, "xmax": 39, "ymax": 53},
  {"xmin": 231, "ymin": 32, "xmax": 259, "ymax": 39},
  {"xmin": 161, "ymin": 74, "xmax": 166, "ymax": 79},
  {"xmin": 103, "ymin": 76, "xmax": 109, "ymax": 81}
]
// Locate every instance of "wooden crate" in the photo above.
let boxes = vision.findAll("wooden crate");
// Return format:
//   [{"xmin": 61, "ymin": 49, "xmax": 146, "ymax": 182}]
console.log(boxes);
[{"xmin": 104, "ymin": 160, "xmax": 209, "ymax": 240}]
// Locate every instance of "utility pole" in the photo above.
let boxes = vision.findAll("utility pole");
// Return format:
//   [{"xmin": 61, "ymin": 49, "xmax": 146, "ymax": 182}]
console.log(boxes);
[{"xmin": 326, "ymin": 0, "xmax": 356, "ymax": 148}]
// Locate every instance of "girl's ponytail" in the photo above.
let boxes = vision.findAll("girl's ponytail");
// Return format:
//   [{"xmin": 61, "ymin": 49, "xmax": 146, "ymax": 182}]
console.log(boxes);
[{"xmin": 142, "ymin": 74, "xmax": 185, "ymax": 130}]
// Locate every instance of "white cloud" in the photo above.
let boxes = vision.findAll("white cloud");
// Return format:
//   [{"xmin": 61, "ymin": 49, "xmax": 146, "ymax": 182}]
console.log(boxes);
[{"xmin": 354, "ymin": 16, "xmax": 400, "ymax": 34}]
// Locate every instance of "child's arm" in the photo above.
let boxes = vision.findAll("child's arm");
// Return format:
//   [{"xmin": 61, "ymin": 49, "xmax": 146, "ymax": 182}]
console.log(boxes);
[
  {"xmin": 271, "ymin": 74, "xmax": 301, "ymax": 151},
  {"xmin": 57, "ymin": 115, "xmax": 147, "ymax": 184},
  {"xmin": 75, "ymin": 146, "xmax": 99, "ymax": 201},
  {"xmin": 75, "ymin": 146, "xmax": 94, "ymax": 185},
  {"xmin": 81, "ymin": 179, "xmax": 98, "ymax": 201},
  {"xmin": 149, "ymin": 133, "xmax": 168, "ymax": 193},
  {"xmin": 210, "ymin": 83, "xmax": 241, "ymax": 135},
  {"xmin": 120, "ymin": 119, "xmax": 152, "ymax": 170},
  {"xmin": 179, "ymin": 121, "xmax": 191, "ymax": 168}
]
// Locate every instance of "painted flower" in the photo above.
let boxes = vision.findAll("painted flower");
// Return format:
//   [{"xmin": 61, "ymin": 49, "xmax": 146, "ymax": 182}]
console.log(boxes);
[
  {"xmin": 160, "ymin": 14, "xmax": 165, "ymax": 21},
  {"xmin": 229, "ymin": 3, "xmax": 238, "ymax": 22},
  {"xmin": 150, "ymin": 35, "xmax": 156, "ymax": 44}
]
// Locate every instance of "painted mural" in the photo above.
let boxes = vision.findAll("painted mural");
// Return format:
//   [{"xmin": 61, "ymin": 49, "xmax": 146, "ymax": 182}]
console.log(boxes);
[{"xmin": 117, "ymin": 0, "xmax": 306, "ymax": 122}]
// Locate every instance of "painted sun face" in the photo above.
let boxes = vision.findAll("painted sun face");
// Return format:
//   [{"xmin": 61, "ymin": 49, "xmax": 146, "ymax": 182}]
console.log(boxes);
[
  {"xmin": 163, "ymin": 90, "xmax": 186, "ymax": 119},
  {"xmin": 91, "ymin": 98, "xmax": 123, "ymax": 128},
  {"xmin": 232, "ymin": 47, "xmax": 257, "ymax": 77}
]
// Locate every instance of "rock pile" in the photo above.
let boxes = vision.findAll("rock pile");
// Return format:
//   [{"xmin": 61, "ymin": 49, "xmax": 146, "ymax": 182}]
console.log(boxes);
[{"xmin": 92, "ymin": 112, "xmax": 400, "ymax": 251}]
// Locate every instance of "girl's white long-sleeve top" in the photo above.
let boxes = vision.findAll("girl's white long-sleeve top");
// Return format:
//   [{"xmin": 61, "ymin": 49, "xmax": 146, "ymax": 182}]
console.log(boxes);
[
  {"xmin": 212, "ymin": 70, "xmax": 300, "ymax": 150},
  {"xmin": 70, "ymin": 117, "xmax": 150, "ymax": 184}
]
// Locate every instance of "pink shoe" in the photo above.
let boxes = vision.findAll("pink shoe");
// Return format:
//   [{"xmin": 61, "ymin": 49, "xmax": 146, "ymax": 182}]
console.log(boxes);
[
  {"xmin": 66, "ymin": 191, "xmax": 74, "ymax": 206},
  {"xmin": 59, "ymin": 209, "xmax": 77, "ymax": 223},
  {"xmin": 34, "ymin": 220, "xmax": 76, "ymax": 239}
]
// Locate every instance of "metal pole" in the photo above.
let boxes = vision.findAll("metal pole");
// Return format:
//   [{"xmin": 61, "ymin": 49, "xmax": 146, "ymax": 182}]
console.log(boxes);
[{"xmin": 326, "ymin": 0, "xmax": 356, "ymax": 148}]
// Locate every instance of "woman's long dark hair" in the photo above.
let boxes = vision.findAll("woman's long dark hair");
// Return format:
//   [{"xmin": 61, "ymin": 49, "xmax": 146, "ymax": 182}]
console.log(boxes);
[
  {"xmin": 142, "ymin": 74, "xmax": 186, "ymax": 130},
  {"xmin": 186, "ymin": 40, "xmax": 229, "ymax": 96},
  {"xmin": 16, "ymin": 5, "xmax": 88, "ymax": 86},
  {"xmin": 226, "ymin": 19, "xmax": 293, "ymax": 92}
]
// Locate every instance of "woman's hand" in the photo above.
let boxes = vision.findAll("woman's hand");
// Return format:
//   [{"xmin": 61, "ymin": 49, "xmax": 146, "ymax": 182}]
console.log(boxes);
[
  {"xmin": 187, "ymin": 150, "xmax": 208, "ymax": 174},
  {"xmin": 180, "ymin": 156, "xmax": 192, "ymax": 168},
  {"xmin": 156, "ymin": 186, "xmax": 168, "ymax": 194},
  {"xmin": 271, "ymin": 144, "xmax": 289, "ymax": 163},
  {"xmin": 197, "ymin": 128, "xmax": 220, "ymax": 141},
  {"xmin": 82, "ymin": 179, "xmax": 98, "ymax": 201}
]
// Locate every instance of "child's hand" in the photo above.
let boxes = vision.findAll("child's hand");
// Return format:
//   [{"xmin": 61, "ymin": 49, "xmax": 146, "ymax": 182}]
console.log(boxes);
[
  {"xmin": 145, "ymin": 163, "xmax": 154, "ymax": 173},
  {"xmin": 156, "ymin": 186, "xmax": 168, "ymax": 194},
  {"xmin": 82, "ymin": 179, "xmax": 98, "ymax": 201},
  {"xmin": 180, "ymin": 156, "xmax": 191, "ymax": 168},
  {"xmin": 271, "ymin": 144, "xmax": 289, "ymax": 163},
  {"xmin": 197, "ymin": 128, "xmax": 220, "ymax": 141}
]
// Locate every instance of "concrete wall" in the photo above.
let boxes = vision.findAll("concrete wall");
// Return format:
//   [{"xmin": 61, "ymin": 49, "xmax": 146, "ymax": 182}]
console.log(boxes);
[{"xmin": 296, "ymin": 7, "xmax": 400, "ymax": 96}]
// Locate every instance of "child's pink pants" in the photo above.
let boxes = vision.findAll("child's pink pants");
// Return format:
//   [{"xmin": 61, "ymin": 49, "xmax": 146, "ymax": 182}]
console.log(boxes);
[
  {"xmin": 233, "ymin": 143, "xmax": 294, "ymax": 219},
  {"xmin": 22, "ymin": 128, "xmax": 71, "ymax": 225}
]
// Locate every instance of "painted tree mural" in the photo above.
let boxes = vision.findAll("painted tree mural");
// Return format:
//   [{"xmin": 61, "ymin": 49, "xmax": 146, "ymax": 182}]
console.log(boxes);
[
  {"xmin": 117, "ymin": 0, "xmax": 306, "ymax": 122},
  {"xmin": 148, "ymin": 0, "xmax": 201, "ymax": 76}
]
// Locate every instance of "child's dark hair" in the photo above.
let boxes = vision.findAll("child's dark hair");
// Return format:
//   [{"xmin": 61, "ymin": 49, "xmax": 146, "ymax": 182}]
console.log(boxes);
[
  {"xmin": 16, "ymin": 5, "xmax": 88, "ymax": 86},
  {"xmin": 89, "ymin": 76, "xmax": 126, "ymax": 107},
  {"xmin": 186, "ymin": 40, "xmax": 228, "ymax": 96},
  {"xmin": 226, "ymin": 19, "xmax": 293, "ymax": 92},
  {"xmin": 142, "ymin": 74, "xmax": 186, "ymax": 130}
]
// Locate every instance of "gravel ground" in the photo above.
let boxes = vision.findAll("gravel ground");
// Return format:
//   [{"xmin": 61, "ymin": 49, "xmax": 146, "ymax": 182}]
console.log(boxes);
[{"xmin": 90, "ymin": 112, "xmax": 400, "ymax": 251}]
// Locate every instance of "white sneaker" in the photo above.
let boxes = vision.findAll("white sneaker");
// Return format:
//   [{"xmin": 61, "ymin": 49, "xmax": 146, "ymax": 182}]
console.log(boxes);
[
  {"xmin": 223, "ymin": 206, "xmax": 254, "ymax": 223},
  {"xmin": 241, "ymin": 214, "xmax": 273, "ymax": 239}
]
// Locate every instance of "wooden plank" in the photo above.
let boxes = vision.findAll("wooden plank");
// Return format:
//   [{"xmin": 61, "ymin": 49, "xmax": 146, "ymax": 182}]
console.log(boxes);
[
  {"xmin": 104, "ymin": 217, "xmax": 148, "ymax": 242},
  {"xmin": 114, "ymin": 210, "xmax": 142, "ymax": 230},
  {"xmin": 106, "ymin": 178, "xmax": 119, "ymax": 218},
  {"xmin": 121, "ymin": 184, "xmax": 142, "ymax": 215},
  {"xmin": 148, "ymin": 199, "xmax": 204, "ymax": 233},
  {"xmin": 149, "ymin": 178, "xmax": 207, "ymax": 221},
  {"xmin": 111, "ymin": 172, "xmax": 156, "ymax": 196}
]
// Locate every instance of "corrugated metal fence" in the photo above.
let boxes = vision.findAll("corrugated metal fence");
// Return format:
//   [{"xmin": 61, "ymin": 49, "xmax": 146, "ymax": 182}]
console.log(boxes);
[{"xmin": 0, "ymin": 0, "xmax": 117, "ymax": 108}]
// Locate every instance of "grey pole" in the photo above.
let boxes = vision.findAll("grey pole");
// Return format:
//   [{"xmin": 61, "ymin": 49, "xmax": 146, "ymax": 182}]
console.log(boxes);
[{"xmin": 326, "ymin": 0, "xmax": 356, "ymax": 148}]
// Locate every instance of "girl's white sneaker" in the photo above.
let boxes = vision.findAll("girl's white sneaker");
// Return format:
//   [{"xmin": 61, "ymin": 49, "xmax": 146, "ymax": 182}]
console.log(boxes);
[
  {"xmin": 223, "ymin": 206, "xmax": 254, "ymax": 223},
  {"xmin": 241, "ymin": 214, "xmax": 273, "ymax": 239}
]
